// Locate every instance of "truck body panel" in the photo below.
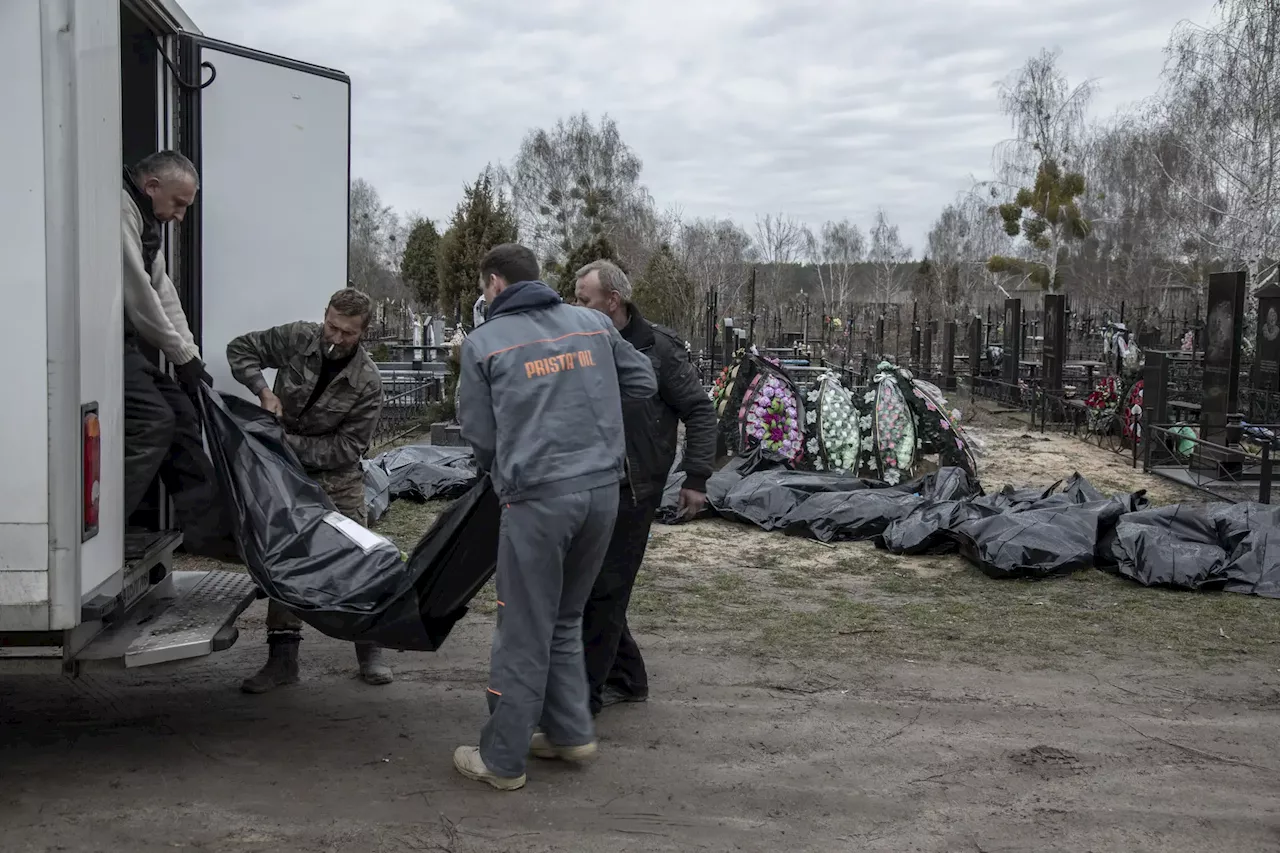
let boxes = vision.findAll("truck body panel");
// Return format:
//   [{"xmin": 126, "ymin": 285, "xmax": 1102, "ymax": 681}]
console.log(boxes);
[
  {"xmin": 0, "ymin": 0, "xmax": 53, "ymax": 628},
  {"xmin": 75, "ymin": 0, "xmax": 127, "ymax": 603}
]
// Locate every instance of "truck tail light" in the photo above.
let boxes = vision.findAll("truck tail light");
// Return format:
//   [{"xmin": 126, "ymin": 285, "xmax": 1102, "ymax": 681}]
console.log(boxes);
[{"xmin": 83, "ymin": 405, "xmax": 100, "ymax": 541}]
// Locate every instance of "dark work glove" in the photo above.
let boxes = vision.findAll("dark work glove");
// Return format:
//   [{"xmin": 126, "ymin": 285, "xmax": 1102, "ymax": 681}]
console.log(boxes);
[{"xmin": 175, "ymin": 358, "xmax": 214, "ymax": 391}]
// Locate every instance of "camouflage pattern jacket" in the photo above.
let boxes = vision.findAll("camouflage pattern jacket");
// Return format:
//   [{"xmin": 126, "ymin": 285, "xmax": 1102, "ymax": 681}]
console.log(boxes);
[{"xmin": 226, "ymin": 321, "xmax": 384, "ymax": 491}]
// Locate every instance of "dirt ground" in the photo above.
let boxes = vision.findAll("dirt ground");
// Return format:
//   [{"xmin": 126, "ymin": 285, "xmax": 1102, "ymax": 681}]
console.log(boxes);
[{"xmin": 4, "ymin": 402, "xmax": 1280, "ymax": 852}]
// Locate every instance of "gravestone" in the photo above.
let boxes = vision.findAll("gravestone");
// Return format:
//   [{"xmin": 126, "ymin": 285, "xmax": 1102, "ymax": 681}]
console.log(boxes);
[
  {"xmin": 1143, "ymin": 350, "xmax": 1170, "ymax": 433},
  {"xmin": 1252, "ymin": 280, "xmax": 1280, "ymax": 395},
  {"xmin": 1199, "ymin": 270, "xmax": 1247, "ymax": 450},
  {"xmin": 876, "ymin": 317, "xmax": 886, "ymax": 357},
  {"xmin": 968, "ymin": 316, "xmax": 982, "ymax": 378},
  {"xmin": 1002, "ymin": 298, "xmax": 1022, "ymax": 388},
  {"xmin": 1042, "ymin": 294, "xmax": 1066, "ymax": 391},
  {"xmin": 922, "ymin": 322, "xmax": 935, "ymax": 377},
  {"xmin": 430, "ymin": 422, "xmax": 466, "ymax": 447},
  {"xmin": 910, "ymin": 327, "xmax": 921, "ymax": 370},
  {"xmin": 942, "ymin": 321, "xmax": 957, "ymax": 391}
]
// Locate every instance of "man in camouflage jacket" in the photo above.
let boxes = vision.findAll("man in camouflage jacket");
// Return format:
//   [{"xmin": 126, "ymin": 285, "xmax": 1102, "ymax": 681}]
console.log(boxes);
[{"xmin": 226, "ymin": 287, "xmax": 390, "ymax": 692}]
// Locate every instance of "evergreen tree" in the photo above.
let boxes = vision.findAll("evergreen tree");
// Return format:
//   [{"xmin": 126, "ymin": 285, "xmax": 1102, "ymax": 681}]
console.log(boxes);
[
  {"xmin": 550, "ymin": 235, "xmax": 622, "ymax": 300},
  {"xmin": 400, "ymin": 216, "xmax": 441, "ymax": 307},
  {"xmin": 634, "ymin": 243, "xmax": 696, "ymax": 333},
  {"xmin": 987, "ymin": 158, "xmax": 1090, "ymax": 292},
  {"xmin": 436, "ymin": 168, "xmax": 518, "ymax": 327}
]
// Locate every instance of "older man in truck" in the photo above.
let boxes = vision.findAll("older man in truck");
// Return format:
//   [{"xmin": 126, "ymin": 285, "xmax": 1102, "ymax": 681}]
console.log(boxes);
[{"xmin": 121, "ymin": 149, "xmax": 233, "ymax": 560}]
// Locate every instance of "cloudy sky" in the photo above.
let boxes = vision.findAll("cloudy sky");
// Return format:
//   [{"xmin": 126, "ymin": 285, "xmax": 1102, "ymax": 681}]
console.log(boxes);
[{"xmin": 179, "ymin": 0, "xmax": 1215, "ymax": 252}]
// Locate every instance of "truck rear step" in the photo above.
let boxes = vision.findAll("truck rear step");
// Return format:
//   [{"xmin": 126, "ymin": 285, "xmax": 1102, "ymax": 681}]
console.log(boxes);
[{"xmin": 76, "ymin": 569, "xmax": 258, "ymax": 668}]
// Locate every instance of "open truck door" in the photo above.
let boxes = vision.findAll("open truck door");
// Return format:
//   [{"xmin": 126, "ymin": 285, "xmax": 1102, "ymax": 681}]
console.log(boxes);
[{"xmin": 175, "ymin": 35, "xmax": 352, "ymax": 398}]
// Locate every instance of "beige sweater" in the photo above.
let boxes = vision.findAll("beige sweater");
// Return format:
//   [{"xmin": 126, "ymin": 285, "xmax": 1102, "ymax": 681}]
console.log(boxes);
[{"xmin": 121, "ymin": 189, "xmax": 201, "ymax": 365}]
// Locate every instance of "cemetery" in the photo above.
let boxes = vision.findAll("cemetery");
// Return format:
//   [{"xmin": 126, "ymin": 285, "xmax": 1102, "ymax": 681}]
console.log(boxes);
[{"xmin": 5, "ymin": 0, "xmax": 1279, "ymax": 847}]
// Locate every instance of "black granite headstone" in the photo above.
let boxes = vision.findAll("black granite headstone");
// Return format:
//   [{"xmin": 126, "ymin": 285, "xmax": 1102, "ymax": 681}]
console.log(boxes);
[
  {"xmin": 1042, "ymin": 294, "xmax": 1066, "ymax": 391},
  {"xmin": 943, "ymin": 321, "xmax": 957, "ymax": 391},
  {"xmin": 1200, "ymin": 271, "xmax": 1247, "ymax": 445},
  {"xmin": 1002, "ymin": 298, "xmax": 1022, "ymax": 387},
  {"xmin": 922, "ymin": 322, "xmax": 934, "ymax": 376},
  {"xmin": 968, "ymin": 316, "xmax": 982, "ymax": 378},
  {"xmin": 1143, "ymin": 350, "xmax": 1170, "ymax": 430},
  {"xmin": 1253, "ymin": 280, "xmax": 1280, "ymax": 394}
]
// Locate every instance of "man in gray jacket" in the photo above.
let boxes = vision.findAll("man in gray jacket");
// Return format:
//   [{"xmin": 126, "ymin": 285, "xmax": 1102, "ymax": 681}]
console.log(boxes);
[
  {"xmin": 452, "ymin": 243, "xmax": 657, "ymax": 791},
  {"xmin": 121, "ymin": 150, "xmax": 231, "ymax": 560}
]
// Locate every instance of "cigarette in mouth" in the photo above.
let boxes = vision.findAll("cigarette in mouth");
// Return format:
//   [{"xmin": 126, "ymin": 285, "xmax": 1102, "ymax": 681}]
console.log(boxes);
[{"xmin": 326, "ymin": 343, "xmax": 336, "ymax": 356}]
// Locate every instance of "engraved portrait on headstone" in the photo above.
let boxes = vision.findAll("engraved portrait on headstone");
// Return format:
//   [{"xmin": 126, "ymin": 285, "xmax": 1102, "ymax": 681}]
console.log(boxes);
[{"xmin": 1207, "ymin": 299, "xmax": 1233, "ymax": 363}]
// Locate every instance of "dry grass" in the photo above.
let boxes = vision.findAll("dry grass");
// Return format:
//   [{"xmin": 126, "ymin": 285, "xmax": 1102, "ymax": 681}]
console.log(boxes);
[
  {"xmin": 362, "ymin": 471, "xmax": 1280, "ymax": 672},
  {"xmin": 628, "ymin": 518, "xmax": 1280, "ymax": 669}
]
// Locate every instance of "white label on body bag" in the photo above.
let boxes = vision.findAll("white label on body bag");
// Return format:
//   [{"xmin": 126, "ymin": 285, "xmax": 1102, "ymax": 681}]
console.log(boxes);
[{"xmin": 322, "ymin": 511, "xmax": 398, "ymax": 554}]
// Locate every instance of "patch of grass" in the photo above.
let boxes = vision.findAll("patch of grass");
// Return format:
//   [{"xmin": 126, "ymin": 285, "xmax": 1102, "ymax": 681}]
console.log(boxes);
[
  {"xmin": 771, "ymin": 570, "xmax": 816, "ymax": 590},
  {"xmin": 756, "ymin": 599, "xmax": 883, "ymax": 657},
  {"xmin": 711, "ymin": 571, "xmax": 748, "ymax": 594},
  {"xmin": 371, "ymin": 499, "xmax": 449, "ymax": 550}
]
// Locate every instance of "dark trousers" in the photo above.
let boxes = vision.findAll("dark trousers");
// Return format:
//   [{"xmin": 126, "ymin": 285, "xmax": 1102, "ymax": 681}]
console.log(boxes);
[
  {"xmin": 582, "ymin": 486, "xmax": 658, "ymax": 714},
  {"xmin": 123, "ymin": 344, "xmax": 232, "ymax": 558}
]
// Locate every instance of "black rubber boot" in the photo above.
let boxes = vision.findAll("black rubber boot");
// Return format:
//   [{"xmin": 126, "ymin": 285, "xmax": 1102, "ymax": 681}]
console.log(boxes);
[{"xmin": 240, "ymin": 632, "xmax": 301, "ymax": 694}]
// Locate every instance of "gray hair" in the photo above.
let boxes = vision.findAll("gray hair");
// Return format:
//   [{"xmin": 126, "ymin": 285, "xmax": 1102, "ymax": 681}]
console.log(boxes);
[
  {"xmin": 575, "ymin": 259, "xmax": 631, "ymax": 301},
  {"xmin": 134, "ymin": 150, "xmax": 200, "ymax": 188}
]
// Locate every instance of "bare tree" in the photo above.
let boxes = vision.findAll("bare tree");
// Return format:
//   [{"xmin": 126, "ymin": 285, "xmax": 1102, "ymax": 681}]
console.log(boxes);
[
  {"xmin": 348, "ymin": 177, "xmax": 409, "ymax": 301},
  {"xmin": 803, "ymin": 219, "xmax": 866, "ymax": 322},
  {"xmin": 925, "ymin": 204, "xmax": 968, "ymax": 317},
  {"xmin": 752, "ymin": 213, "xmax": 806, "ymax": 321},
  {"xmin": 502, "ymin": 112, "xmax": 646, "ymax": 272},
  {"xmin": 613, "ymin": 196, "xmax": 679, "ymax": 277},
  {"xmin": 677, "ymin": 217, "xmax": 755, "ymax": 319},
  {"xmin": 993, "ymin": 47, "xmax": 1097, "ymax": 188},
  {"xmin": 980, "ymin": 50, "xmax": 1098, "ymax": 293},
  {"xmin": 1072, "ymin": 117, "xmax": 1189, "ymax": 313},
  {"xmin": 1156, "ymin": 0, "xmax": 1280, "ymax": 288},
  {"xmin": 867, "ymin": 208, "xmax": 912, "ymax": 302}
]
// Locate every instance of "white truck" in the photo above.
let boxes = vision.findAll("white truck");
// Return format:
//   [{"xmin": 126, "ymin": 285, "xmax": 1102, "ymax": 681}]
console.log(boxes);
[{"xmin": 0, "ymin": 0, "xmax": 352, "ymax": 674}]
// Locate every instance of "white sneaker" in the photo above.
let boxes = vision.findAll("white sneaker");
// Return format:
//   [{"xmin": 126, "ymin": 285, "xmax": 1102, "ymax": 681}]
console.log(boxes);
[
  {"xmin": 452, "ymin": 746, "xmax": 526, "ymax": 791},
  {"xmin": 529, "ymin": 732, "xmax": 598, "ymax": 763}
]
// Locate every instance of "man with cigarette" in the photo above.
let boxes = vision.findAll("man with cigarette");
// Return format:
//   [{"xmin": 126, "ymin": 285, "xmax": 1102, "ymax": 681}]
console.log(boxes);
[{"xmin": 225, "ymin": 287, "xmax": 391, "ymax": 692}]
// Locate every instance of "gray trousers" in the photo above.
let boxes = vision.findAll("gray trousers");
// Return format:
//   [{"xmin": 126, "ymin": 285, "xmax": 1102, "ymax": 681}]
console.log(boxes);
[{"xmin": 479, "ymin": 484, "xmax": 619, "ymax": 777}]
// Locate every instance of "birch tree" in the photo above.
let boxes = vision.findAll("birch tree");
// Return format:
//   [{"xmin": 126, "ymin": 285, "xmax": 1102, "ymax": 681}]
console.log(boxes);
[
  {"xmin": 868, "ymin": 208, "xmax": 912, "ymax": 302},
  {"xmin": 803, "ymin": 219, "xmax": 866, "ymax": 323},
  {"xmin": 984, "ymin": 49, "xmax": 1096, "ymax": 293},
  {"xmin": 503, "ymin": 112, "xmax": 646, "ymax": 280},
  {"xmin": 1156, "ymin": 0, "xmax": 1280, "ymax": 288},
  {"xmin": 676, "ymin": 217, "xmax": 755, "ymax": 318},
  {"xmin": 753, "ymin": 213, "xmax": 806, "ymax": 307}
]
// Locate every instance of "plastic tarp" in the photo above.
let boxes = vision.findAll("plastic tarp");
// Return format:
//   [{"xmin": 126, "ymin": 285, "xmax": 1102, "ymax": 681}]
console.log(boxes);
[
  {"xmin": 779, "ymin": 467, "xmax": 982, "ymax": 543},
  {"xmin": 362, "ymin": 459, "xmax": 393, "ymax": 524},
  {"xmin": 719, "ymin": 469, "xmax": 883, "ymax": 532},
  {"xmin": 380, "ymin": 445, "xmax": 477, "ymax": 501},
  {"xmin": 951, "ymin": 494, "xmax": 1139, "ymax": 580},
  {"xmin": 202, "ymin": 387, "xmax": 499, "ymax": 650},
  {"xmin": 1098, "ymin": 502, "xmax": 1280, "ymax": 597}
]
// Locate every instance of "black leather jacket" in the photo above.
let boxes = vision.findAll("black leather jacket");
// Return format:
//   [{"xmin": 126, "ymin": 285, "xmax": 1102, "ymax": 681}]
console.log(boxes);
[{"xmin": 618, "ymin": 305, "xmax": 717, "ymax": 503}]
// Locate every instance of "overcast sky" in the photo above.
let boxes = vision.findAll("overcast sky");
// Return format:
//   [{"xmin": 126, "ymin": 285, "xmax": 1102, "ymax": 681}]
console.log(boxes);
[{"xmin": 178, "ymin": 0, "xmax": 1215, "ymax": 252}]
